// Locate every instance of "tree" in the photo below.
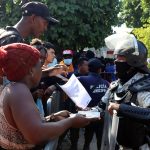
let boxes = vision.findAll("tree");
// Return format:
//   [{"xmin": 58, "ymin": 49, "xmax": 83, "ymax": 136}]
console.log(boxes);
[
  {"xmin": 0, "ymin": 0, "xmax": 120, "ymax": 51},
  {"xmin": 141, "ymin": 0, "xmax": 150, "ymax": 24},
  {"xmin": 119, "ymin": 0, "xmax": 150, "ymax": 28},
  {"xmin": 119, "ymin": 0, "xmax": 150, "ymax": 56},
  {"xmin": 133, "ymin": 25, "xmax": 150, "ymax": 57},
  {"xmin": 43, "ymin": 0, "xmax": 120, "ymax": 50},
  {"xmin": 0, "ymin": 0, "xmax": 30, "ymax": 27}
]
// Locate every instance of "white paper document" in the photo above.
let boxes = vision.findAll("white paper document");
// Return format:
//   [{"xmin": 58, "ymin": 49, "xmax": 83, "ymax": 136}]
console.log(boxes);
[
  {"xmin": 59, "ymin": 74, "xmax": 91, "ymax": 109},
  {"xmin": 78, "ymin": 111, "xmax": 100, "ymax": 119}
]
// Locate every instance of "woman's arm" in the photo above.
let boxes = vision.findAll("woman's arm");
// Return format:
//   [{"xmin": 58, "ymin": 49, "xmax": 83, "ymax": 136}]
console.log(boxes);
[{"xmin": 7, "ymin": 83, "xmax": 90, "ymax": 145}]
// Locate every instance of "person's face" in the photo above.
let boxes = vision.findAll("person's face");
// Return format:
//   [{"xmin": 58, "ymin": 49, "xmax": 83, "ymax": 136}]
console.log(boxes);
[
  {"xmin": 32, "ymin": 15, "xmax": 48, "ymax": 38},
  {"xmin": 31, "ymin": 59, "xmax": 42, "ymax": 87},
  {"xmin": 46, "ymin": 48, "xmax": 55, "ymax": 63},
  {"xmin": 115, "ymin": 55, "xmax": 133, "ymax": 82},
  {"xmin": 63, "ymin": 54, "xmax": 73, "ymax": 65},
  {"xmin": 79, "ymin": 60, "xmax": 89, "ymax": 74},
  {"xmin": 115, "ymin": 55, "xmax": 126, "ymax": 63}
]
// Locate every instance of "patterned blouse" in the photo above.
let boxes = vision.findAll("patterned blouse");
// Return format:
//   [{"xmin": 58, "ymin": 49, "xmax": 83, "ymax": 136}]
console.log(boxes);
[{"xmin": 0, "ymin": 84, "xmax": 35, "ymax": 149}]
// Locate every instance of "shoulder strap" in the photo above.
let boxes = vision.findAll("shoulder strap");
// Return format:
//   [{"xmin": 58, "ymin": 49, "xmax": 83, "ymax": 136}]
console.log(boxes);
[
  {"xmin": 127, "ymin": 74, "xmax": 150, "ymax": 105},
  {"xmin": 0, "ymin": 26, "xmax": 23, "ymax": 46},
  {"xmin": 129, "ymin": 74, "xmax": 150, "ymax": 92},
  {"xmin": 0, "ymin": 27, "xmax": 20, "ymax": 39},
  {"xmin": 0, "ymin": 28, "xmax": 7, "ymax": 37}
]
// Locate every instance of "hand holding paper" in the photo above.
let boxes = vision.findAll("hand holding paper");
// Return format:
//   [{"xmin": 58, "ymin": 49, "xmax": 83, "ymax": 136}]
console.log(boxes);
[{"xmin": 78, "ymin": 111, "xmax": 100, "ymax": 119}]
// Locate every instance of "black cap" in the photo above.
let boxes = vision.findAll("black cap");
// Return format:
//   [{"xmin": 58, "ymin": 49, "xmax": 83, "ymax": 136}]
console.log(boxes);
[
  {"xmin": 88, "ymin": 58, "xmax": 104, "ymax": 69},
  {"xmin": 21, "ymin": 1, "xmax": 59, "ymax": 24}
]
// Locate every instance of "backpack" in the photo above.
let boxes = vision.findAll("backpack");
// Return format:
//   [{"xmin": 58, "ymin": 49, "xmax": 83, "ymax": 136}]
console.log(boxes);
[
  {"xmin": 0, "ymin": 26, "xmax": 23, "ymax": 46},
  {"xmin": 117, "ymin": 75, "xmax": 150, "ymax": 148}
]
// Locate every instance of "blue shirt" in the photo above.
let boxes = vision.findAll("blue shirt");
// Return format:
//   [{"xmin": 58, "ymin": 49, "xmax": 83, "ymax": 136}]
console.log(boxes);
[{"xmin": 79, "ymin": 72, "xmax": 109, "ymax": 107}]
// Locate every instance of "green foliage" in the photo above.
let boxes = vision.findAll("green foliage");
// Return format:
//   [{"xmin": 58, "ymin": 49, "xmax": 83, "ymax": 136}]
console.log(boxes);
[
  {"xmin": 119, "ymin": 0, "xmax": 150, "ymax": 28},
  {"xmin": 42, "ymin": 0, "xmax": 120, "ymax": 50},
  {"xmin": 119, "ymin": 0, "xmax": 150, "ymax": 65},
  {"xmin": 0, "ymin": 0, "xmax": 22, "ymax": 27},
  {"xmin": 133, "ymin": 25, "xmax": 150, "ymax": 57},
  {"xmin": 119, "ymin": 0, "xmax": 143, "ymax": 27},
  {"xmin": 141, "ymin": 0, "xmax": 150, "ymax": 24},
  {"xmin": 0, "ymin": 0, "xmax": 120, "ymax": 51}
]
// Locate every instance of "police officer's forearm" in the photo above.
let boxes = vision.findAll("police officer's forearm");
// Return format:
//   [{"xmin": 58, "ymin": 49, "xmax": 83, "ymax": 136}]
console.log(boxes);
[{"xmin": 118, "ymin": 104, "xmax": 150, "ymax": 125}]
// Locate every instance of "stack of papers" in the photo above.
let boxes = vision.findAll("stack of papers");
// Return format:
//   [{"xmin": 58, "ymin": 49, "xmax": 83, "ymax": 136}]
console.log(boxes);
[{"xmin": 78, "ymin": 111, "xmax": 100, "ymax": 119}]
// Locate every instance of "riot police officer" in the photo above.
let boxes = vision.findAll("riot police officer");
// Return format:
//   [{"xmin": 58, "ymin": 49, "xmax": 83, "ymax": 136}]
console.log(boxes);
[{"xmin": 98, "ymin": 33, "xmax": 150, "ymax": 150}]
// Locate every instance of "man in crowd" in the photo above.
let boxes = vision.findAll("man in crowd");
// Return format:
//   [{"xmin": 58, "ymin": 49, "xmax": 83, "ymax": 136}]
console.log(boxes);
[
  {"xmin": 74, "ymin": 57, "xmax": 89, "ymax": 76},
  {"xmin": 0, "ymin": 1, "xmax": 59, "ymax": 85},
  {"xmin": 0, "ymin": 1, "xmax": 59, "ymax": 46},
  {"xmin": 60, "ymin": 49, "xmax": 74, "ymax": 76}
]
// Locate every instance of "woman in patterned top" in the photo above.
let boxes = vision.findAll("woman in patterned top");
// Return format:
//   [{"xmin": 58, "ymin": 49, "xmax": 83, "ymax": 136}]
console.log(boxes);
[{"xmin": 0, "ymin": 43, "xmax": 91, "ymax": 150}]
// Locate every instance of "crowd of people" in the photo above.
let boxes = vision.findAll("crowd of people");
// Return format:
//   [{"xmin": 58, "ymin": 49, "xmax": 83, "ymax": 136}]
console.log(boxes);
[{"xmin": 0, "ymin": 1, "xmax": 149, "ymax": 150}]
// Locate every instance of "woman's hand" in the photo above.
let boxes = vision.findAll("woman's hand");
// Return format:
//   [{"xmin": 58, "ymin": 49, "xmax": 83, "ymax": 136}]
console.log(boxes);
[
  {"xmin": 45, "ymin": 110, "xmax": 71, "ymax": 122},
  {"xmin": 54, "ymin": 110, "xmax": 71, "ymax": 121},
  {"xmin": 54, "ymin": 110, "xmax": 71, "ymax": 118},
  {"xmin": 108, "ymin": 102, "xmax": 120, "ymax": 115}
]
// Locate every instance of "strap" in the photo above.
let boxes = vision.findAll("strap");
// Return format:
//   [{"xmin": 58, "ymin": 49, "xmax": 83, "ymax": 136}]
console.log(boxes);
[
  {"xmin": 0, "ymin": 29, "xmax": 19, "ymax": 39},
  {"xmin": 0, "ymin": 27, "xmax": 23, "ymax": 46},
  {"xmin": 129, "ymin": 74, "xmax": 150, "ymax": 92}
]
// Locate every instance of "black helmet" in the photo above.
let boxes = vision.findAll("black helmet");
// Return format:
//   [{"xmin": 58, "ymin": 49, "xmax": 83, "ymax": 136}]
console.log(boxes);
[
  {"xmin": 114, "ymin": 40, "xmax": 147, "ymax": 68},
  {"xmin": 105, "ymin": 33, "xmax": 149, "ymax": 73}
]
